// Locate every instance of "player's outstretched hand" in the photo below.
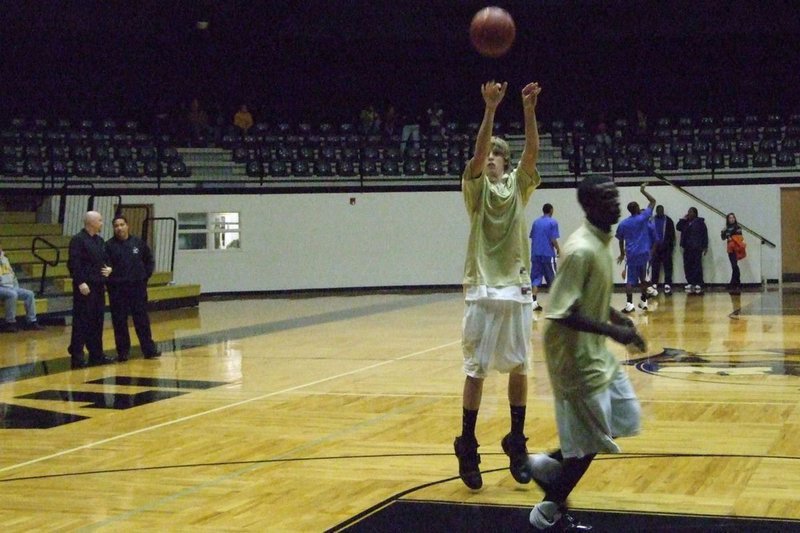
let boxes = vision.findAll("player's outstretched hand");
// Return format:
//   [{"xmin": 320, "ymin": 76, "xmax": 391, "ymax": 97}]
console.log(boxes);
[
  {"xmin": 609, "ymin": 324, "xmax": 647, "ymax": 352},
  {"xmin": 482, "ymin": 81, "xmax": 507, "ymax": 109},
  {"xmin": 522, "ymin": 82, "xmax": 541, "ymax": 111}
]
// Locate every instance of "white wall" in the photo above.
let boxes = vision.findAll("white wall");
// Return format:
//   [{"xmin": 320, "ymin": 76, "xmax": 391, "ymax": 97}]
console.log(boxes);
[{"xmin": 122, "ymin": 182, "xmax": 782, "ymax": 293}]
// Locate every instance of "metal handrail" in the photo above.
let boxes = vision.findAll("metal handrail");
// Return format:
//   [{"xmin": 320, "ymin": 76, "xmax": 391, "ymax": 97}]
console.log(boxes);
[
  {"xmin": 31, "ymin": 236, "xmax": 61, "ymax": 296},
  {"xmin": 142, "ymin": 217, "xmax": 178, "ymax": 273}
]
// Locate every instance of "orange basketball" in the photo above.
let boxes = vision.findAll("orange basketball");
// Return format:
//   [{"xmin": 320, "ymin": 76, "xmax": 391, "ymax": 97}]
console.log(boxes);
[{"xmin": 469, "ymin": 7, "xmax": 516, "ymax": 58}]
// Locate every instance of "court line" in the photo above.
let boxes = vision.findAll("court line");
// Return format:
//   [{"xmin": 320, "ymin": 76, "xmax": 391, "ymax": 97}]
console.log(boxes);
[{"xmin": 0, "ymin": 340, "xmax": 460, "ymax": 477}]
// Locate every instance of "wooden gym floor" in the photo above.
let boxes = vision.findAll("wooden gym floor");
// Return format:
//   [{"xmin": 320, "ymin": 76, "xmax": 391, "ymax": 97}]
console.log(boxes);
[{"xmin": 1, "ymin": 288, "xmax": 799, "ymax": 531}]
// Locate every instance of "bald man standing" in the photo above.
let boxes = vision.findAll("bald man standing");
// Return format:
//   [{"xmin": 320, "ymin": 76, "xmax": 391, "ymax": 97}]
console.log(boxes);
[{"xmin": 67, "ymin": 211, "xmax": 115, "ymax": 368}]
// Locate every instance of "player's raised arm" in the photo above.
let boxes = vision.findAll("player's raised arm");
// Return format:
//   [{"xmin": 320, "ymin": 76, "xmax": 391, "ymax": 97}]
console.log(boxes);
[
  {"xmin": 518, "ymin": 82, "xmax": 541, "ymax": 176},
  {"xmin": 467, "ymin": 81, "xmax": 507, "ymax": 178}
]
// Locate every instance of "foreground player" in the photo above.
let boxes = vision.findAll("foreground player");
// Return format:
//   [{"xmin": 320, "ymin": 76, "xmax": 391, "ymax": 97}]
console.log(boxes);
[
  {"xmin": 529, "ymin": 175, "xmax": 647, "ymax": 531},
  {"xmin": 454, "ymin": 80, "xmax": 542, "ymax": 489}
]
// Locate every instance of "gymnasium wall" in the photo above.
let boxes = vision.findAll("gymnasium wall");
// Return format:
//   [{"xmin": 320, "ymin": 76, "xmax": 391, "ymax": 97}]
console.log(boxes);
[{"xmin": 119, "ymin": 182, "xmax": 781, "ymax": 294}]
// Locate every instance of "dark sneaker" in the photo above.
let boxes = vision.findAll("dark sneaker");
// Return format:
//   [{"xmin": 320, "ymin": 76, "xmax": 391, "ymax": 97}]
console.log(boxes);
[
  {"xmin": 1, "ymin": 322, "xmax": 19, "ymax": 333},
  {"xmin": 144, "ymin": 350, "xmax": 162, "ymax": 359},
  {"xmin": 117, "ymin": 353, "xmax": 130, "ymax": 362},
  {"xmin": 554, "ymin": 513, "xmax": 593, "ymax": 531},
  {"xmin": 89, "ymin": 354, "xmax": 116, "ymax": 366},
  {"xmin": 453, "ymin": 436, "xmax": 482, "ymax": 489},
  {"xmin": 501, "ymin": 432, "xmax": 533, "ymax": 484},
  {"xmin": 22, "ymin": 321, "xmax": 44, "ymax": 331}
]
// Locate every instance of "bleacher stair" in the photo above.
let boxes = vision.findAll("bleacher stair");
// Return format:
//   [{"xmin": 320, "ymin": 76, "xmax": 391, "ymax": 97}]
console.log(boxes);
[{"xmin": 1, "ymin": 211, "xmax": 201, "ymax": 319}]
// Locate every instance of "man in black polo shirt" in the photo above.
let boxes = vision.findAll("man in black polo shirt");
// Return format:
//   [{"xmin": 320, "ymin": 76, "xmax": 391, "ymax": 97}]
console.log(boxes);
[
  {"xmin": 106, "ymin": 215, "xmax": 161, "ymax": 361},
  {"xmin": 67, "ymin": 211, "xmax": 115, "ymax": 368}
]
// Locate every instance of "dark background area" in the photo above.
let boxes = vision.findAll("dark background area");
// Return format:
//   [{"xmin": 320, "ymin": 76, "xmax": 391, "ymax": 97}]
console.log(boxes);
[{"xmin": 1, "ymin": 0, "xmax": 798, "ymax": 128}]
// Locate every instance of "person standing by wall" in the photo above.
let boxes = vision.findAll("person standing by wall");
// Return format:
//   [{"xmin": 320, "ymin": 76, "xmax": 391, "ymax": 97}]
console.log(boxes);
[
  {"xmin": 649, "ymin": 205, "xmax": 676, "ymax": 295},
  {"xmin": 106, "ymin": 215, "xmax": 162, "ymax": 361},
  {"xmin": 721, "ymin": 212, "xmax": 745, "ymax": 294},
  {"xmin": 676, "ymin": 207, "xmax": 709, "ymax": 294},
  {"xmin": 67, "ymin": 211, "xmax": 114, "ymax": 368},
  {"xmin": 615, "ymin": 183, "xmax": 656, "ymax": 312},
  {"xmin": 529, "ymin": 203, "xmax": 560, "ymax": 311}
]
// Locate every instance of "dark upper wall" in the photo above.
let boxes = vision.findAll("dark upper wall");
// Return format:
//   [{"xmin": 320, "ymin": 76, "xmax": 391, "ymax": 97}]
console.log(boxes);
[{"xmin": 1, "ymin": 0, "xmax": 798, "ymax": 125}]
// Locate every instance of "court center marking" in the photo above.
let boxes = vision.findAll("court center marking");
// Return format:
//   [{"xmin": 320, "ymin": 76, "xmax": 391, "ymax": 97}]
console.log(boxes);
[{"xmin": 0, "ymin": 340, "xmax": 459, "ymax": 476}]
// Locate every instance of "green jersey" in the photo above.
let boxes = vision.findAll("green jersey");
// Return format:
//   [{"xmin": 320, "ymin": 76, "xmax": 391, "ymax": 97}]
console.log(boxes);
[
  {"xmin": 543, "ymin": 221, "xmax": 620, "ymax": 399},
  {"xmin": 462, "ymin": 161, "xmax": 540, "ymax": 287}
]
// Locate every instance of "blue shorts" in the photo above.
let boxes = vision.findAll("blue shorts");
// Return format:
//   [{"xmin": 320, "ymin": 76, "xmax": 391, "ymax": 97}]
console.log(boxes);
[
  {"xmin": 530, "ymin": 255, "xmax": 557, "ymax": 287},
  {"xmin": 625, "ymin": 260, "xmax": 648, "ymax": 286}
]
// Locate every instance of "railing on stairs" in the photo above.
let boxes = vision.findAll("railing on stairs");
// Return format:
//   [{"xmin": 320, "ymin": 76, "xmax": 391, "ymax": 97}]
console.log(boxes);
[
  {"xmin": 142, "ymin": 217, "xmax": 178, "ymax": 275},
  {"xmin": 31, "ymin": 236, "xmax": 60, "ymax": 296}
]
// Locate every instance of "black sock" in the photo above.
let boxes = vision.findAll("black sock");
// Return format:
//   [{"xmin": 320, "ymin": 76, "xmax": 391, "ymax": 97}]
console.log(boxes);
[
  {"xmin": 461, "ymin": 408, "xmax": 478, "ymax": 440},
  {"xmin": 626, "ymin": 294, "xmax": 633, "ymax": 303},
  {"xmin": 510, "ymin": 404, "xmax": 526, "ymax": 436},
  {"xmin": 545, "ymin": 453, "xmax": 596, "ymax": 504}
]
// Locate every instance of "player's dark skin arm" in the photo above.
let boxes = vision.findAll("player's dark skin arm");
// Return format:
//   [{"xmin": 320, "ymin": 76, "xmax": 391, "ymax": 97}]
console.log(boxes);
[{"xmin": 550, "ymin": 305, "xmax": 647, "ymax": 351}]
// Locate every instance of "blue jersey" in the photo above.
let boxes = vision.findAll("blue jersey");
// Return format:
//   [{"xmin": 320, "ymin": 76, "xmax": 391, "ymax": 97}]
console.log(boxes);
[
  {"xmin": 615, "ymin": 206, "xmax": 653, "ymax": 260},
  {"xmin": 530, "ymin": 215, "xmax": 559, "ymax": 257}
]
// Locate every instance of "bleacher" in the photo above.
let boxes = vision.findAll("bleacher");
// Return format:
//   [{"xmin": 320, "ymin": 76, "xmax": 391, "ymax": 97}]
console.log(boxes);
[
  {"xmin": 0, "ymin": 211, "xmax": 200, "ymax": 323},
  {"xmin": 2, "ymin": 113, "xmax": 799, "ymax": 191}
]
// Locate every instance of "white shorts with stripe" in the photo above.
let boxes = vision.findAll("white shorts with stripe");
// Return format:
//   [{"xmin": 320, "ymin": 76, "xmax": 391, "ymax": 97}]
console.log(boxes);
[
  {"xmin": 461, "ymin": 298, "xmax": 533, "ymax": 378},
  {"xmin": 554, "ymin": 369, "xmax": 641, "ymax": 458}
]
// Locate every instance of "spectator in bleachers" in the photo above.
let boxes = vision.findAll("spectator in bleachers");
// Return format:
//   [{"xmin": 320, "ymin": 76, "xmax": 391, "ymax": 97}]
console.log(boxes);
[
  {"xmin": 676, "ymin": 207, "xmax": 709, "ymax": 294},
  {"xmin": 594, "ymin": 122, "xmax": 612, "ymax": 149},
  {"xmin": 382, "ymin": 101, "xmax": 398, "ymax": 136},
  {"xmin": 233, "ymin": 104, "xmax": 254, "ymax": 137},
  {"xmin": 186, "ymin": 98, "xmax": 210, "ymax": 145},
  {"xmin": 359, "ymin": 104, "xmax": 380, "ymax": 135},
  {"xmin": 635, "ymin": 108, "xmax": 648, "ymax": 143},
  {"xmin": 427, "ymin": 101, "xmax": 445, "ymax": 135},
  {"xmin": 400, "ymin": 109, "xmax": 421, "ymax": 154},
  {"xmin": 0, "ymin": 243, "xmax": 44, "ymax": 332}
]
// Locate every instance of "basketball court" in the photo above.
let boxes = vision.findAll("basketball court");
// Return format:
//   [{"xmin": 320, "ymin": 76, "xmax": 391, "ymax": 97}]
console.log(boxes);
[{"xmin": 1, "ymin": 287, "xmax": 799, "ymax": 531}]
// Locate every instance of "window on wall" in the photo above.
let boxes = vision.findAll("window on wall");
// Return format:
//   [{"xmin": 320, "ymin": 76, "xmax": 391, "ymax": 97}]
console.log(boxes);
[{"xmin": 178, "ymin": 212, "xmax": 240, "ymax": 250}]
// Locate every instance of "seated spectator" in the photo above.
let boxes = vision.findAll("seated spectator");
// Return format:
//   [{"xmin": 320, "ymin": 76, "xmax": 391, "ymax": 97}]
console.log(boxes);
[
  {"xmin": 186, "ymin": 98, "xmax": 210, "ymax": 144},
  {"xmin": 426, "ymin": 101, "xmax": 444, "ymax": 135},
  {"xmin": 594, "ymin": 122, "xmax": 612, "ymax": 148},
  {"xmin": 0, "ymin": 243, "xmax": 44, "ymax": 332},
  {"xmin": 383, "ymin": 101, "xmax": 398, "ymax": 136},
  {"xmin": 233, "ymin": 104, "xmax": 254, "ymax": 136},
  {"xmin": 359, "ymin": 104, "xmax": 380, "ymax": 135}
]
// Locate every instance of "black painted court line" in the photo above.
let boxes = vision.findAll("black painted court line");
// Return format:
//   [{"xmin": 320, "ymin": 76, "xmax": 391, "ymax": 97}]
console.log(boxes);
[
  {"xmin": 333, "ymin": 499, "xmax": 800, "ymax": 533},
  {"xmin": 0, "ymin": 292, "xmax": 459, "ymax": 385}
]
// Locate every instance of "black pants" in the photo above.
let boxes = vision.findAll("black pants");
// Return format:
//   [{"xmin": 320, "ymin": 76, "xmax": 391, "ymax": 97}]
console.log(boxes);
[
  {"xmin": 69, "ymin": 283, "xmax": 106, "ymax": 359},
  {"xmin": 108, "ymin": 282, "xmax": 157, "ymax": 356},
  {"xmin": 728, "ymin": 252, "xmax": 741, "ymax": 287},
  {"xmin": 682, "ymin": 248, "xmax": 704, "ymax": 286},
  {"xmin": 650, "ymin": 244, "xmax": 673, "ymax": 286}
]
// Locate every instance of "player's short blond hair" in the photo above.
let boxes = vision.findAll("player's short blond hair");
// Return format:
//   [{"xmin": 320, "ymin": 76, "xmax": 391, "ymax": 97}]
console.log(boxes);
[{"xmin": 491, "ymin": 136, "xmax": 511, "ymax": 170}]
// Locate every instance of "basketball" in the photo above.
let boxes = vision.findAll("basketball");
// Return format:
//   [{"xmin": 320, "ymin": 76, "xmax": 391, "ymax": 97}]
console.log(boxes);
[{"xmin": 469, "ymin": 7, "xmax": 516, "ymax": 58}]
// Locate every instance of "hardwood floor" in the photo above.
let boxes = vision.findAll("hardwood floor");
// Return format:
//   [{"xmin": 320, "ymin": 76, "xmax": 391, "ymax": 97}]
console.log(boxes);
[{"xmin": 1, "ymin": 289, "xmax": 798, "ymax": 531}]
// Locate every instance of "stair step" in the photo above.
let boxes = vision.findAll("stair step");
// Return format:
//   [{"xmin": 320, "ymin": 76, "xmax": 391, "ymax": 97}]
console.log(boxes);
[
  {"xmin": 2, "ymin": 235, "xmax": 72, "ymax": 250},
  {"xmin": 0, "ymin": 223, "xmax": 63, "ymax": 237},
  {"xmin": 5, "ymin": 248, "xmax": 68, "ymax": 265},
  {"xmin": 21, "ymin": 263, "xmax": 71, "ymax": 278},
  {"xmin": 15, "ymin": 298, "xmax": 48, "ymax": 317},
  {"xmin": 54, "ymin": 271, "xmax": 174, "ymax": 293},
  {"xmin": 0, "ymin": 212, "xmax": 37, "ymax": 224}
]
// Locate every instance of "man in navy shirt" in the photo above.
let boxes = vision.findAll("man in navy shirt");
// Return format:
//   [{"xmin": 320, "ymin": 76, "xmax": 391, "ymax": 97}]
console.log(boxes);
[
  {"xmin": 529, "ymin": 203, "xmax": 560, "ymax": 311},
  {"xmin": 649, "ymin": 205, "xmax": 676, "ymax": 295},
  {"xmin": 616, "ymin": 183, "xmax": 656, "ymax": 312}
]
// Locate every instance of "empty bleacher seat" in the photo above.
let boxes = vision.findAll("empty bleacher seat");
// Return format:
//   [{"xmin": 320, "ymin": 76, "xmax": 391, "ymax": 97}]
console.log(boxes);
[
  {"xmin": 315, "ymin": 160, "xmax": 335, "ymax": 177},
  {"xmin": 753, "ymin": 152, "xmax": 772, "ymax": 168},
  {"xmin": 381, "ymin": 160, "xmax": 400, "ymax": 175},
  {"xmin": 292, "ymin": 160, "xmax": 312, "ymax": 177},
  {"xmin": 336, "ymin": 160, "xmax": 357, "ymax": 177},
  {"xmin": 776, "ymin": 150, "xmax": 796, "ymax": 167},
  {"xmin": 98, "ymin": 159, "xmax": 120, "ymax": 177},
  {"xmin": 682, "ymin": 153, "xmax": 701, "ymax": 170},
  {"xmin": 729, "ymin": 152, "xmax": 749, "ymax": 169},
  {"xmin": 706, "ymin": 152, "xmax": 724, "ymax": 170},
  {"xmin": 659, "ymin": 154, "xmax": 678, "ymax": 171},
  {"xmin": 591, "ymin": 157, "xmax": 610, "ymax": 172},
  {"xmin": 121, "ymin": 159, "xmax": 142, "ymax": 178},
  {"xmin": 403, "ymin": 159, "xmax": 423, "ymax": 176}
]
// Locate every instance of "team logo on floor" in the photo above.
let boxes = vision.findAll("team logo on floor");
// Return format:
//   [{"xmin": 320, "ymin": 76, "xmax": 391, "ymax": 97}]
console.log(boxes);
[{"xmin": 625, "ymin": 347, "xmax": 800, "ymax": 377}]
